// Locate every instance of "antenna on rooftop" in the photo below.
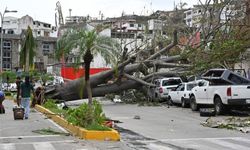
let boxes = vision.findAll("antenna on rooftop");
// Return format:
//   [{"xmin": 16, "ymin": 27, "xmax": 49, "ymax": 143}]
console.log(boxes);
[
  {"xmin": 69, "ymin": 9, "xmax": 72, "ymax": 17},
  {"xmin": 174, "ymin": 0, "xmax": 176, "ymax": 10}
]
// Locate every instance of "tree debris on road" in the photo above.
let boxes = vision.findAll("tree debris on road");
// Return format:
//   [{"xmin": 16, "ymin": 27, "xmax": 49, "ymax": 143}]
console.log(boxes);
[{"xmin": 201, "ymin": 117, "xmax": 250, "ymax": 133}]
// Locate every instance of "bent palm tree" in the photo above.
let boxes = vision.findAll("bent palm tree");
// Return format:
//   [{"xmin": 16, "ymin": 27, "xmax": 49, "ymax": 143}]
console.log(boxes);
[
  {"xmin": 20, "ymin": 26, "xmax": 36, "ymax": 73},
  {"xmin": 56, "ymin": 29, "xmax": 121, "ymax": 105}
]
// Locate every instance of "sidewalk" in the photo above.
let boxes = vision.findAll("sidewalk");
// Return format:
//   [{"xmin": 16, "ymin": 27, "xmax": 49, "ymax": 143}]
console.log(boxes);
[{"xmin": 0, "ymin": 99, "xmax": 131, "ymax": 150}]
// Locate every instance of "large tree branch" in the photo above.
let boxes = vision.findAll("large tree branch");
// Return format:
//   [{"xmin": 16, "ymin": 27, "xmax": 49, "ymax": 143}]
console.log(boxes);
[
  {"xmin": 146, "ymin": 30, "xmax": 178, "ymax": 60},
  {"xmin": 123, "ymin": 73, "xmax": 155, "ymax": 87}
]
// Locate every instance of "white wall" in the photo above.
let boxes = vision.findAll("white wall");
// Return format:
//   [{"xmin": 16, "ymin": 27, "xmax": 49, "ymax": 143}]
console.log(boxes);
[{"xmin": 3, "ymin": 15, "xmax": 54, "ymax": 37}]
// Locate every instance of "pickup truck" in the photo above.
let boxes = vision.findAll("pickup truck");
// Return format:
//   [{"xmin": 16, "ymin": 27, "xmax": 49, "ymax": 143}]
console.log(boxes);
[{"xmin": 190, "ymin": 69, "xmax": 250, "ymax": 115}]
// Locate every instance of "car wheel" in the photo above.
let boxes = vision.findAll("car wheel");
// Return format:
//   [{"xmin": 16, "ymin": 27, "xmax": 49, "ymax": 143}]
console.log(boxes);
[
  {"xmin": 190, "ymin": 96, "xmax": 198, "ymax": 111},
  {"xmin": 155, "ymin": 93, "xmax": 158, "ymax": 99},
  {"xmin": 181, "ymin": 98, "xmax": 187, "ymax": 108},
  {"xmin": 168, "ymin": 96, "xmax": 173, "ymax": 106},
  {"xmin": 214, "ymin": 97, "xmax": 225, "ymax": 115}
]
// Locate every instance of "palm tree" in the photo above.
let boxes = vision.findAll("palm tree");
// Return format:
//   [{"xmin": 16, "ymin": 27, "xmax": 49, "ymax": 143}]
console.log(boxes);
[
  {"xmin": 56, "ymin": 28, "xmax": 121, "ymax": 105},
  {"xmin": 20, "ymin": 26, "xmax": 36, "ymax": 73}
]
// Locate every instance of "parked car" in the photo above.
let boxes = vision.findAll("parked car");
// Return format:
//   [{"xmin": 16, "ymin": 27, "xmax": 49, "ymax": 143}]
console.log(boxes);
[
  {"xmin": 168, "ymin": 82, "xmax": 198, "ymax": 107},
  {"xmin": 45, "ymin": 76, "xmax": 64, "ymax": 86},
  {"xmin": 8, "ymin": 83, "xmax": 17, "ymax": 92},
  {"xmin": 154, "ymin": 77, "xmax": 183, "ymax": 101},
  {"xmin": 190, "ymin": 69, "xmax": 250, "ymax": 115},
  {"xmin": 2, "ymin": 83, "xmax": 17, "ymax": 92}
]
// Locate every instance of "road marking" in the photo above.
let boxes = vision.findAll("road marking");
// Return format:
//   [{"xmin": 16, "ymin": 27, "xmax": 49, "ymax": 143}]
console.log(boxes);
[
  {"xmin": 47, "ymin": 118, "xmax": 68, "ymax": 133},
  {"xmin": 1, "ymin": 143, "xmax": 15, "ymax": 150},
  {"xmin": 36, "ymin": 110, "xmax": 68, "ymax": 133},
  {"xmin": 0, "ymin": 140, "xmax": 76, "ymax": 145},
  {"xmin": 208, "ymin": 139, "xmax": 250, "ymax": 150},
  {"xmin": 158, "ymin": 137, "xmax": 250, "ymax": 142},
  {"xmin": 234, "ymin": 137, "xmax": 250, "ymax": 143},
  {"xmin": 137, "ymin": 137, "xmax": 250, "ymax": 150},
  {"xmin": 0, "ymin": 135, "xmax": 60, "ymax": 139},
  {"xmin": 33, "ymin": 142, "xmax": 56, "ymax": 150},
  {"xmin": 148, "ymin": 143, "xmax": 173, "ymax": 150}
]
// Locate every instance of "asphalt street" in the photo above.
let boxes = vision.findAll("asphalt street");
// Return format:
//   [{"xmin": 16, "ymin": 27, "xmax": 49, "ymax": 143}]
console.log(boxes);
[
  {"xmin": 0, "ymin": 99, "xmax": 132, "ymax": 150},
  {"xmin": 101, "ymin": 101, "xmax": 250, "ymax": 150},
  {"xmin": 2, "ymin": 98, "xmax": 250, "ymax": 150}
]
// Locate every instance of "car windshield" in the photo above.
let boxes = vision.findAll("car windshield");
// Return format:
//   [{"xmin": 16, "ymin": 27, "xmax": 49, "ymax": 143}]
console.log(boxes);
[{"xmin": 162, "ymin": 79, "xmax": 182, "ymax": 86}]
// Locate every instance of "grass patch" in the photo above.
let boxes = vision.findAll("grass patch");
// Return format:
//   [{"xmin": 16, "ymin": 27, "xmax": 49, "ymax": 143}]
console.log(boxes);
[
  {"xmin": 86, "ymin": 123, "xmax": 112, "ymax": 131},
  {"xmin": 32, "ymin": 128, "xmax": 70, "ymax": 136}
]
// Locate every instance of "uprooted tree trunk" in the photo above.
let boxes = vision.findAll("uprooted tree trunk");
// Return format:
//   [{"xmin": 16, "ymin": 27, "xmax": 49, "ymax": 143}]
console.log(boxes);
[{"xmin": 46, "ymin": 30, "xmax": 190, "ymax": 101}]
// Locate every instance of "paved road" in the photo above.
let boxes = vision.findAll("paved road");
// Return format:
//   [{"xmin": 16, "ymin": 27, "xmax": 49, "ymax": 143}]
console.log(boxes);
[
  {"xmin": 101, "ymin": 101, "xmax": 250, "ymax": 150},
  {"xmin": 0, "ymin": 99, "xmax": 131, "ymax": 150},
  {"xmin": 3, "ymin": 98, "xmax": 249, "ymax": 150}
]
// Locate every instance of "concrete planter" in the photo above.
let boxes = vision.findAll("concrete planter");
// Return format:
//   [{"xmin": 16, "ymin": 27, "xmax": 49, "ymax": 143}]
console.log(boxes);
[{"xmin": 35, "ymin": 105, "xmax": 120, "ymax": 141}]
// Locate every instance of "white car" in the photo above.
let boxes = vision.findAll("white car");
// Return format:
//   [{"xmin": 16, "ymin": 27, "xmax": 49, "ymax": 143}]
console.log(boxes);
[
  {"xmin": 154, "ymin": 77, "xmax": 183, "ymax": 100},
  {"xmin": 8, "ymin": 83, "xmax": 17, "ymax": 92},
  {"xmin": 2, "ymin": 83, "xmax": 17, "ymax": 92},
  {"xmin": 168, "ymin": 82, "xmax": 197, "ymax": 107}
]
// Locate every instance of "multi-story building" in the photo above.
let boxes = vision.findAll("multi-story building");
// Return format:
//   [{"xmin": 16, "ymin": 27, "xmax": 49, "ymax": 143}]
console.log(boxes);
[
  {"xmin": 1, "ymin": 15, "xmax": 57, "ymax": 71},
  {"xmin": 184, "ymin": 1, "xmax": 245, "ymax": 28}
]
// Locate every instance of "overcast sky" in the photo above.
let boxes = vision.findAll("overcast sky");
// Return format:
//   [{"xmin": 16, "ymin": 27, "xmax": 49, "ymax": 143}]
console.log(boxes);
[{"xmin": 1, "ymin": 0, "xmax": 201, "ymax": 26}]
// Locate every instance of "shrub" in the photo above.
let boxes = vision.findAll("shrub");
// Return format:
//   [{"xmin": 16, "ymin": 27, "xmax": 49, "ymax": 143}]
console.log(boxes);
[
  {"xmin": 4, "ymin": 92, "xmax": 12, "ymax": 96},
  {"xmin": 43, "ymin": 99, "xmax": 58, "ymax": 109},
  {"xmin": 42, "ymin": 99, "xmax": 110, "ymax": 131},
  {"xmin": 67, "ymin": 100, "xmax": 108, "ymax": 130}
]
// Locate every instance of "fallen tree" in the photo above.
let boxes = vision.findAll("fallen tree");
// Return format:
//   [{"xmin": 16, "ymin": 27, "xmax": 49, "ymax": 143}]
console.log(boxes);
[
  {"xmin": 47, "ymin": 30, "xmax": 191, "ymax": 101},
  {"xmin": 47, "ymin": 0, "xmax": 250, "ymax": 101}
]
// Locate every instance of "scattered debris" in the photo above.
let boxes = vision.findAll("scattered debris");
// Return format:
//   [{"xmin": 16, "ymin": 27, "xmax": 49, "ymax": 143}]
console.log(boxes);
[
  {"xmin": 113, "ymin": 95, "xmax": 122, "ymax": 103},
  {"xmin": 200, "ymin": 108, "xmax": 215, "ymax": 117},
  {"xmin": 134, "ymin": 115, "xmax": 141, "ymax": 120},
  {"xmin": 201, "ymin": 117, "xmax": 250, "ymax": 133},
  {"xmin": 239, "ymin": 127, "xmax": 250, "ymax": 133}
]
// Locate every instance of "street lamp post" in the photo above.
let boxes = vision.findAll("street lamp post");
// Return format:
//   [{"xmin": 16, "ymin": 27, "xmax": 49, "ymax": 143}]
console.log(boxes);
[{"xmin": 0, "ymin": 7, "xmax": 17, "ymax": 90}]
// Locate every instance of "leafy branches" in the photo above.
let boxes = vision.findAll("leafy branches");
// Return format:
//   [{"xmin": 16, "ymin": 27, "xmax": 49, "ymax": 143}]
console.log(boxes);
[
  {"xmin": 181, "ymin": 0, "xmax": 250, "ymax": 74},
  {"xmin": 20, "ymin": 26, "xmax": 36, "ymax": 72}
]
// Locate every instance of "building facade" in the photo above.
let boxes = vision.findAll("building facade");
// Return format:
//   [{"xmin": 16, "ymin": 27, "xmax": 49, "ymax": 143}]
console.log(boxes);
[{"xmin": 1, "ymin": 15, "xmax": 57, "ymax": 72}]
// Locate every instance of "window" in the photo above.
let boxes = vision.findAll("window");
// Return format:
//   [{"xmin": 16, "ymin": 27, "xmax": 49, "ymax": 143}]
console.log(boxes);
[
  {"xmin": 130, "ymin": 24, "xmax": 134, "ymax": 27},
  {"xmin": 3, "ymin": 49, "xmax": 11, "ymax": 70},
  {"xmin": 3, "ymin": 58, "xmax": 11, "ymax": 62},
  {"xmin": 3, "ymin": 41, "xmax": 11, "ymax": 51},
  {"xmin": 7, "ymin": 30, "xmax": 14, "ymax": 34},
  {"xmin": 176, "ymin": 84, "xmax": 184, "ymax": 91},
  {"xmin": 3, "ymin": 52, "xmax": 11, "ymax": 57},
  {"xmin": 187, "ymin": 83, "xmax": 197, "ymax": 91},
  {"xmin": 228, "ymin": 74, "xmax": 250, "ymax": 84},
  {"xmin": 162, "ymin": 79, "xmax": 182, "ymax": 86},
  {"xmin": 43, "ymin": 43, "xmax": 50, "ymax": 54},
  {"xmin": 3, "ymin": 64, "xmax": 10, "ymax": 70}
]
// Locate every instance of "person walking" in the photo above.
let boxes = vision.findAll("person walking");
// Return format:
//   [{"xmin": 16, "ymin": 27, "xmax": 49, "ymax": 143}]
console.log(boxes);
[
  {"xmin": 16, "ymin": 76, "xmax": 22, "ymax": 106},
  {"xmin": 0, "ymin": 91, "xmax": 5, "ymax": 114},
  {"xmin": 20, "ymin": 76, "xmax": 36, "ymax": 119}
]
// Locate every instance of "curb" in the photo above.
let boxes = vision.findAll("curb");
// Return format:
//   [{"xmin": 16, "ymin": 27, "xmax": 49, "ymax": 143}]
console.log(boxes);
[{"xmin": 35, "ymin": 105, "xmax": 120, "ymax": 141}]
